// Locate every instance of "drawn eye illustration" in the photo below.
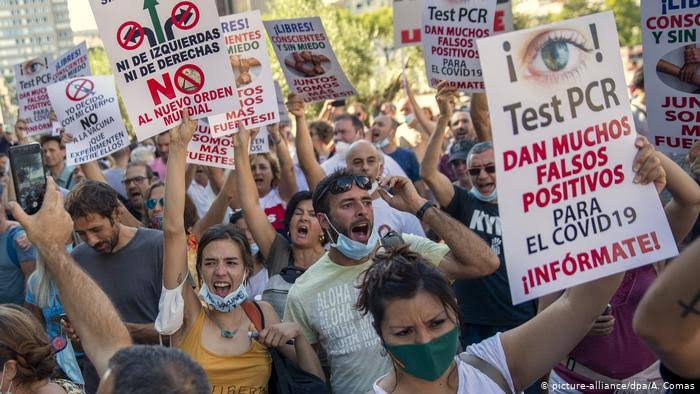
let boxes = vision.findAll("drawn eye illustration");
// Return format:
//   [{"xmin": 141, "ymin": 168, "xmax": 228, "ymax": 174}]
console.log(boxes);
[
  {"xmin": 521, "ymin": 29, "xmax": 592, "ymax": 83},
  {"xmin": 22, "ymin": 59, "xmax": 45, "ymax": 75}
]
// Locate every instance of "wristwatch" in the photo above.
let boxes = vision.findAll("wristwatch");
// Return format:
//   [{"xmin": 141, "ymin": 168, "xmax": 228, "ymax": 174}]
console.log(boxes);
[{"xmin": 415, "ymin": 201, "xmax": 437, "ymax": 220}]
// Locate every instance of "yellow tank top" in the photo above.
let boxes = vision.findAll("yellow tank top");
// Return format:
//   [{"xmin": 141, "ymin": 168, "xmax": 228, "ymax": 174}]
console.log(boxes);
[{"xmin": 179, "ymin": 309, "xmax": 271, "ymax": 393}]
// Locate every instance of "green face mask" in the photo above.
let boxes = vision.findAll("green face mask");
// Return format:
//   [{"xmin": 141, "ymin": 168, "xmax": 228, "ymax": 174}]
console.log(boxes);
[{"xmin": 384, "ymin": 326, "xmax": 460, "ymax": 381}]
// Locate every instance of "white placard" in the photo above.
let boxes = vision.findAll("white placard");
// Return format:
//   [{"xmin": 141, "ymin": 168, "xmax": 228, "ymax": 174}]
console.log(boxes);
[
  {"xmin": 52, "ymin": 42, "xmax": 91, "ymax": 82},
  {"xmin": 186, "ymin": 119, "xmax": 235, "ymax": 169},
  {"xmin": 89, "ymin": 0, "xmax": 240, "ymax": 141},
  {"xmin": 394, "ymin": 0, "xmax": 423, "ymax": 48},
  {"xmin": 14, "ymin": 56, "xmax": 54, "ymax": 136},
  {"xmin": 264, "ymin": 17, "xmax": 357, "ymax": 104},
  {"xmin": 478, "ymin": 12, "xmax": 678, "ymax": 304}
]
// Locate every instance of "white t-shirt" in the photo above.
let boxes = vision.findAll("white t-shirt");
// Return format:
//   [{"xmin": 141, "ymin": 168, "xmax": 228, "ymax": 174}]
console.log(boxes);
[
  {"xmin": 245, "ymin": 267, "xmax": 269, "ymax": 298},
  {"xmin": 372, "ymin": 197, "xmax": 425, "ymax": 237},
  {"xmin": 372, "ymin": 333, "xmax": 516, "ymax": 394},
  {"xmin": 187, "ymin": 181, "xmax": 216, "ymax": 219},
  {"xmin": 321, "ymin": 152, "xmax": 409, "ymax": 179},
  {"xmin": 259, "ymin": 188, "xmax": 286, "ymax": 231}
]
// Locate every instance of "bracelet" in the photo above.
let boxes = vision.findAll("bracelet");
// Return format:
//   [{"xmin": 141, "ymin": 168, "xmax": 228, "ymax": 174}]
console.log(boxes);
[{"xmin": 415, "ymin": 201, "xmax": 437, "ymax": 220}]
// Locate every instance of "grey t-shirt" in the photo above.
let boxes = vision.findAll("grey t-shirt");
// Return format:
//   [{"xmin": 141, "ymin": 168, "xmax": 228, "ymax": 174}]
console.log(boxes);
[{"xmin": 0, "ymin": 228, "xmax": 36, "ymax": 304}]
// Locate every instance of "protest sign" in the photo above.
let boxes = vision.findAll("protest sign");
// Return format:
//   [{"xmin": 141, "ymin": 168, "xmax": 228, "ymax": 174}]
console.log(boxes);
[
  {"xmin": 208, "ymin": 11, "xmax": 279, "ymax": 137},
  {"xmin": 47, "ymin": 76, "xmax": 130, "ymax": 166},
  {"xmin": 14, "ymin": 56, "xmax": 54, "ymax": 136},
  {"xmin": 89, "ymin": 0, "xmax": 240, "ymax": 141},
  {"xmin": 52, "ymin": 42, "xmax": 91, "ymax": 82},
  {"xmin": 249, "ymin": 128, "xmax": 269, "ymax": 154},
  {"xmin": 52, "ymin": 121, "xmax": 62, "ymax": 137},
  {"xmin": 186, "ymin": 119, "xmax": 235, "ymax": 169},
  {"xmin": 394, "ymin": 0, "xmax": 423, "ymax": 48},
  {"xmin": 494, "ymin": 0, "xmax": 513, "ymax": 34},
  {"xmin": 478, "ymin": 12, "xmax": 678, "ymax": 304},
  {"xmin": 274, "ymin": 81, "xmax": 290, "ymax": 125},
  {"xmin": 422, "ymin": 0, "xmax": 496, "ymax": 92},
  {"xmin": 641, "ymin": 2, "xmax": 699, "ymax": 153},
  {"xmin": 264, "ymin": 17, "xmax": 356, "ymax": 104}
]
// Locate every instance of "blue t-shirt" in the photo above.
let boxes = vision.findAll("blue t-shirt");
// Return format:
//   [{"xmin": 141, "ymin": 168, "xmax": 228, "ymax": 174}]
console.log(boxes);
[
  {"xmin": 25, "ymin": 275, "xmax": 64, "ymax": 340},
  {"xmin": 388, "ymin": 147, "xmax": 420, "ymax": 182},
  {"xmin": 0, "ymin": 228, "xmax": 36, "ymax": 304},
  {"xmin": 444, "ymin": 185, "xmax": 537, "ymax": 327}
]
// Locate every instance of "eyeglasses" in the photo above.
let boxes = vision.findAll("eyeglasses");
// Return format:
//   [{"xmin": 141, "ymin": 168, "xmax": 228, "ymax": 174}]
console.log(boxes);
[
  {"xmin": 122, "ymin": 176, "xmax": 147, "ymax": 185},
  {"xmin": 467, "ymin": 165, "xmax": 496, "ymax": 176},
  {"xmin": 145, "ymin": 198, "xmax": 165, "ymax": 210},
  {"xmin": 317, "ymin": 175, "xmax": 372, "ymax": 201}
]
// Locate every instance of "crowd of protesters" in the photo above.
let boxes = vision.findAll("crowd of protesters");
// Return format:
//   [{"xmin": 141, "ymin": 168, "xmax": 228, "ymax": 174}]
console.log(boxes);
[{"xmin": 0, "ymin": 40, "xmax": 698, "ymax": 394}]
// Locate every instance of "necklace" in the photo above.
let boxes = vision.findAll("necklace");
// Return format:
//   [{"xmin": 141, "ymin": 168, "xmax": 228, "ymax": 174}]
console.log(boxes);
[{"xmin": 207, "ymin": 310, "xmax": 240, "ymax": 339}]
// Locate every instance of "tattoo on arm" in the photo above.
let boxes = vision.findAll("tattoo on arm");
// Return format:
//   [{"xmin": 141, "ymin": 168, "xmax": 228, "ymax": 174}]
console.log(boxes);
[
  {"xmin": 176, "ymin": 273, "xmax": 184, "ymax": 286},
  {"xmin": 678, "ymin": 290, "xmax": 700, "ymax": 318}
]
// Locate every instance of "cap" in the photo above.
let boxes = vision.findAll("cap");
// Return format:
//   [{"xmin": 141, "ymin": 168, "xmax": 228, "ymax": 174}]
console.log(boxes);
[{"xmin": 448, "ymin": 139, "xmax": 475, "ymax": 163}]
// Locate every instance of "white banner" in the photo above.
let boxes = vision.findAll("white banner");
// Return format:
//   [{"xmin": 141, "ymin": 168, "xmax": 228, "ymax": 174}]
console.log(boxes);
[
  {"xmin": 47, "ymin": 76, "xmax": 130, "ymax": 166},
  {"xmin": 14, "ymin": 56, "xmax": 54, "ymax": 136},
  {"xmin": 394, "ymin": 0, "xmax": 423, "ymax": 48},
  {"xmin": 478, "ymin": 12, "xmax": 678, "ymax": 304},
  {"xmin": 209, "ymin": 11, "xmax": 279, "ymax": 137},
  {"xmin": 89, "ymin": 0, "xmax": 240, "ymax": 141},
  {"xmin": 641, "ymin": 2, "xmax": 699, "ymax": 153},
  {"xmin": 264, "ymin": 17, "xmax": 357, "ymax": 104}
]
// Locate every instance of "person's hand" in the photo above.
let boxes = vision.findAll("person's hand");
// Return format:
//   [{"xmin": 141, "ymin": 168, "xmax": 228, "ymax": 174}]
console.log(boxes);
[
  {"xmin": 168, "ymin": 109, "xmax": 197, "ymax": 149},
  {"xmin": 60, "ymin": 131, "xmax": 73, "ymax": 146},
  {"xmin": 684, "ymin": 46, "xmax": 700, "ymax": 64},
  {"xmin": 286, "ymin": 93, "xmax": 305, "ymax": 118},
  {"xmin": 61, "ymin": 317, "xmax": 80, "ymax": 343},
  {"xmin": 587, "ymin": 314, "xmax": 615, "ymax": 336},
  {"xmin": 679, "ymin": 62, "xmax": 698, "ymax": 83},
  {"xmin": 233, "ymin": 124, "xmax": 258, "ymax": 152},
  {"xmin": 8, "ymin": 177, "xmax": 73, "ymax": 252},
  {"xmin": 632, "ymin": 136, "xmax": 666, "ymax": 192},
  {"xmin": 378, "ymin": 176, "xmax": 427, "ymax": 214},
  {"xmin": 257, "ymin": 322, "xmax": 300, "ymax": 348},
  {"xmin": 435, "ymin": 81, "xmax": 458, "ymax": 118},
  {"xmin": 267, "ymin": 123, "xmax": 281, "ymax": 144},
  {"xmin": 14, "ymin": 231, "xmax": 32, "ymax": 251},
  {"xmin": 688, "ymin": 140, "xmax": 700, "ymax": 165}
]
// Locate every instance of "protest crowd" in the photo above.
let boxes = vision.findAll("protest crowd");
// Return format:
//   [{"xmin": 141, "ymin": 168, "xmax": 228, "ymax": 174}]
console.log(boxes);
[{"xmin": 0, "ymin": 1, "xmax": 699, "ymax": 393}]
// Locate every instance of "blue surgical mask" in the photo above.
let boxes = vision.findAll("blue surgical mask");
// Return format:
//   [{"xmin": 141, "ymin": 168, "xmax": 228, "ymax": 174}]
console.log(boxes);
[
  {"xmin": 199, "ymin": 280, "xmax": 248, "ymax": 313},
  {"xmin": 375, "ymin": 138, "xmax": 390, "ymax": 150},
  {"xmin": 404, "ymin": 113, "xmax": 415, "ymax": 124},
  {"xmin": 55, "ymin": 340, "xmax": 84, "ymax": 385},
  {"xmin": 250, "ymin": 242, "xmax": 260, "ymax": 257},
  {"xmin": 323, "ymin": 214, "xmax": 379, "ymax": 260},
  {"xmin": 469, "ymin": 186, "xmax": 497, "ymax": 202}
]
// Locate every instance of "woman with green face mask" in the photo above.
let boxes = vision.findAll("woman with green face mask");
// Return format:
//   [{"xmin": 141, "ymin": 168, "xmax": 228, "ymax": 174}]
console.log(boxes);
[{"xmin": 356, "ymin": 246, "xmax": 626, "ymax": 393}]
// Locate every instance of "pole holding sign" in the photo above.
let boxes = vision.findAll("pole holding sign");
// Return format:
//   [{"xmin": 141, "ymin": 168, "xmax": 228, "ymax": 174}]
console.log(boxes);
[
  {"xmin": 641, "ymin": 2, "xmax": 700, "ymax": 153},
  {"xmin": 478, "ymin": 12, "xmax": 678, "ymax": 304},
  {"xmin": 264, "ymin": 17, "xmax": 357, "ymax": 104},
  {"xmin": 89, "ymin": 0, "xmax": 240, "ymax": 141}
]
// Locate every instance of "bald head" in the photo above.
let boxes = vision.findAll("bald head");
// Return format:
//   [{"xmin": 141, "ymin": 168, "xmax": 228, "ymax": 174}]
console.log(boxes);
[{"xmin": 346, "ymin": 140, "xmax": 383, "ymax": 180}]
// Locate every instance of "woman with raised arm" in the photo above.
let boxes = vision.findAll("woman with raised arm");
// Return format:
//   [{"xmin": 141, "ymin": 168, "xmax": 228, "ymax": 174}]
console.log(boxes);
[
  {"xmin": 233, "ymin": 124, "xmax": 326, "ymax": 317},
  {"xmin": 157, "ymin": 111, "xmax": 323, "ymax": 392}
]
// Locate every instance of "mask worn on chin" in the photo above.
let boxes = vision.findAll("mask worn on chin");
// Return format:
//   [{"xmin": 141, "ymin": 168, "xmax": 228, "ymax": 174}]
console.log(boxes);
[
  {"xmin": 0, "ymin": 363, "xmax": 13, "ymax": 394},
  {"xmin": 374, "ymin": 138, "xmax": 390, "ymax": 150},
  {"xmin": 323, "ymin": 214, "xmax": 379, "ymax": 260},
  {"xmin": 384, "ymin": 326, "xmax": 460, "ymax": 381},
  {"xmin": 199, "ymin": 279, "xmax": 249, "ymax": 313},
  {"xmin": 469, "ymin": 186, "xmax": 497, "ymax": 202},
  {"xmin": 404, "ymin": 113, "xmax": 415, "ymax": 125}
]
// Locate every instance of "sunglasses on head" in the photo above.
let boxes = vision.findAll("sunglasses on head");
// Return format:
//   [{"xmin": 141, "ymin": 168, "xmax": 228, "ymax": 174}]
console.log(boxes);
[
  {"xmin": 467, "ymin": 165, "xmax": 496, "ymax": 176},
  {"xmin": 145, "ymin": 198, "xmax": 165, "ymax": 210},
  {"xmin": 317, "ymin": 175, "xmax": 372, "ymax": 201}
]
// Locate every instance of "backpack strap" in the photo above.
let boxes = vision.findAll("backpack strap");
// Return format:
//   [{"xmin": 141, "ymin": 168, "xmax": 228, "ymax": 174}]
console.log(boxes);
[
  {"xmin": 241, "ymin": 300, "xmax": 265, "ymax": 332},
  {"xmin": 459, "ymin": 353, "xmax": 513, "ymax": 394},
  {"xmin": 6, "ymin": 227, "xmax": 23, "ymax": 267}
]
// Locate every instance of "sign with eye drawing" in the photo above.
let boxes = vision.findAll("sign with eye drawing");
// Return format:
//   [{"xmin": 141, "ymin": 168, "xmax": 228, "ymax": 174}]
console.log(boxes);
[
  {"xmin": 478, "ymin": 12, "xmax": 678, "ymax": 304},
  {"xmin": 641, "ymin": 1, "xmax": 699, "ymax": 154}
]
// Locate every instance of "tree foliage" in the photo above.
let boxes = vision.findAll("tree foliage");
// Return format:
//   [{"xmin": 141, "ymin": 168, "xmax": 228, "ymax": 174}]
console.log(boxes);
[{"xmin": 88, "ymin": 47, "xmax": 134, "ymax": 138}]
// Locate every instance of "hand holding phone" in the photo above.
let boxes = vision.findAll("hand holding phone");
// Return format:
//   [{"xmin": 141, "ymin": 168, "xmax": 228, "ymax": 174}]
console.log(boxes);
[{"xmin": 9, "ymin": 143, "xmax": 46, "ymax": 215}]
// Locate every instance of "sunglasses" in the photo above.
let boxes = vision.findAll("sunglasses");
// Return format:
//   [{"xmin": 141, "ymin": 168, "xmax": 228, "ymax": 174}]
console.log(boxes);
[
  {"xmin": 317, "ymin": 175, "xmax": 372, "ymax": 201},
  {"xmin": 467, "ymin": 165, "xmax": 496, "ymax": 176},
  {"xmin": 145, "ymin": 198, "xmax": 165, "ymax": 210}
]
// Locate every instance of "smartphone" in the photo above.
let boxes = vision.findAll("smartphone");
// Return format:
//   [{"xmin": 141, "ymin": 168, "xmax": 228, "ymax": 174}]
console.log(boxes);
[
  {"xmin": 602, "ymin": 304, "xmax": 612, "ymax": 316},
  {"xmin": 330, "ymin": 99, "xmax": 346, "ymax": 107},
  {"xmin": 9, "ymin": 143, "xmax": 46, "ymax": 215}
]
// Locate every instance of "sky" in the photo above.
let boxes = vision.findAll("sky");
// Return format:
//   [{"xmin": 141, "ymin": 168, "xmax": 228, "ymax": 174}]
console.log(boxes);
[{"xmin": 67, "ymin": 0, "xmax": 98, "ymax": 31}]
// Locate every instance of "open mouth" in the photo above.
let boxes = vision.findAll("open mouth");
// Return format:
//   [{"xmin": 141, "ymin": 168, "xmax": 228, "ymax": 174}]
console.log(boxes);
[
  {"xmin": 213, "ymin": 282, "xmax": 232, "ymax": 297},
  {"xmin": 477, "ymin": 183, "xmax": 495, "ymax": 195},
  {"xmin": 254, "ymin": 176, "xmax": 265, "ymax": 187},
  {"xmin": 372, "ymin": 131, "xmax": 381, "ymax": 141},
  {"xmin": 296, "ymin": 224, "xmax": 309, "ymax": 239},
  {"xmin": 350, "ymin": 222, "xmax": 370, "ymax": 243}
]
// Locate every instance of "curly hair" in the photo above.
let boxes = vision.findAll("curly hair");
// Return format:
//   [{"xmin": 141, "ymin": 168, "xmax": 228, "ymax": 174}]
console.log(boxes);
[
  {"xmin": 65, "ymin": 180, "xmax": 119, "ymax": 220},
  {"xmin": 0, "ymin": 305, "xmax": 56, "ymax": 386}
]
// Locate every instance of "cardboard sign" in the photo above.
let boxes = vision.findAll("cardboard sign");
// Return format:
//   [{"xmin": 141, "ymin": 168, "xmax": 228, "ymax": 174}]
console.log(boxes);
[
  {"xmin": 274, "ymin": 81, "xmax": 290, "ymax": 125},
  {"xmin": 478, "ymin": 12, "xmax": 678, "ymax": 304},
  {"xmin": 208, "ymin": 11, "xmax": 279, "ymax": 137},
  {"xmin": 422, "ymin": 0, "xmax": 496, "ymax": 92},
  {"xmin": 394, "ymin": 0, "xmax": 423, "ymax": 48},
  {"xmin": 264, "ymin": 17, "xmax": 356, "ymax": 104},
  {"xmin": 52, "ymin": 121, "xmax": 62, "ymax": 137},
  {"xmin": 641, "ymin": 2, "xmax": 700, "ymax": 153},
  {"xmin": 494, "ymin": 0, "xmax": 513, "ymax": 34},
  {"xmin": 89, "ymin": 0, "xmax": 240, "ymax": 141},
  {"xmin": 186, "ymin": 119, "xmax": 235, "ymax": 169},
  {"xmin": 47, "ymin": 76, "xmax": 130, "ymax": 166},
  {"xmin": 249, "ymin": 128, "xmax": 269, "ymax": 154},
  {"xmin": 52, "ymin": 42, "xmax": 91, "ymax": 82},
  {"xmin": 14, "ymin": 56, "xmax": 54, "ymax": 136}
]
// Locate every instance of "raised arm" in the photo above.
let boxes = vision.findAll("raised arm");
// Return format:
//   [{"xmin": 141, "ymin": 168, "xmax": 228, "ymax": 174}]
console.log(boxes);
[
  {"xmin": 288, "ymin": 93, "xmax": 325, "ymax": 190},
  {"xmin": 233, "ymin": 126, "xmax": 278, "ymax": 259},
  {"xmin": 9, "ymin": 177, "xmax": 132, "ymax": 377},
  {"xmin": 420, "ymin": 81, "xmax": 456, "ymax": 207},
  {"xmin": 403, "ymin": 76, "xmax": 435, "ymax": 139},
  {"xmin": 634, "ymin": 237, "xmax": 700, "ymax": 378},
  {"xmin": 470, "ymin": 93, "xmax": 492, "ymax": 142},
  {"xmin": 192, "ymin": 169, "xmax": 236, "ymax": 240},
  {"xmin": 379, "ymin": 176, "xmax": 499, "ymax": 280},
  {"xmin": 163, "ymin": 111, "xmax": 201, "ymax": 325},
  {"xmin": 659, "ymin": 152, "xmax": 700, "ymax": 242},
  {"xmin": 269, "ymin": 123, "xmax": 297, "ymax": 202}
]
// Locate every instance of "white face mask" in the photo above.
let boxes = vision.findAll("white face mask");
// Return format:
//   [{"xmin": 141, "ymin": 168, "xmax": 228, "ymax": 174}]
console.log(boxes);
[
  {"xmin": 1, "ymin": 363, "xmax": 13, "ymax": 394},
  {"xmin": 155, "ymin": 280, "xmax": 186, "ymax": 335},
  {"xmin": 199, "ymin": 278, "xmax": 249, "ymax": 313},
  {"xmin": 334, "ymin": 141, "xmax": 352, "ymax": 156}
]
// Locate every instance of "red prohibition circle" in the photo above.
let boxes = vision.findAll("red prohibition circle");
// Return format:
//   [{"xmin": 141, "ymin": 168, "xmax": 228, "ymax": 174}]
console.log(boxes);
[
  {"xmin": 65, "ymin": 78, "xmax": 94, "ymax": 101},
  {"xmin": 117, "ymin": 21, "xmax": 144, "ymax": 50},
  {"xmin": 174, "ymin": 64, "xmax": 204, "ymax": 95},
  {"xmin": 171, "ymin": 1, "xmax": 199, "ymax": 30}
]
